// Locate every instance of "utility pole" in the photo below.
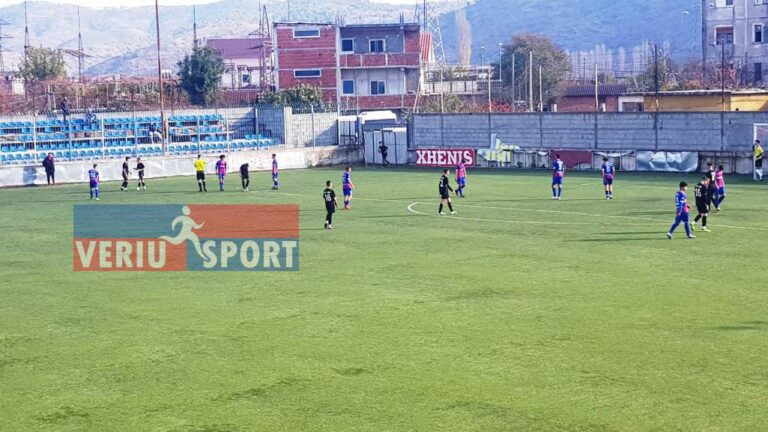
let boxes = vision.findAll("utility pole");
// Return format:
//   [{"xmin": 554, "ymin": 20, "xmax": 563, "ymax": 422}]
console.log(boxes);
[
  {"xmin": 539, "ymin": 65, "xmax": 543, "ymax": 112},
  {"xmin": 721, "ymin": 42, "xmax": 726, "ymax": 111},
  {"xmin": 287, "ymin": 0, "xmax": 291, "ymax": 21},
  {"xmin": 23, "ymin": 0, "xmax": 30, "ymax": 99},
  {"xmin": 528, "ymin": 50, "xmax": 533, "ymax": 112},
  {"xmin": 511, "ymin": 52, "xmax": 516, "ymax": 105},
  {"xmin": 155, "ymin": 0, "xmax": 166, "ymax": 144},
  {"xmin": 653, "ymin": 43, "xmax": 659, "ymax": 112},
  {"xmin": 595, "ymin": 62, "xmax": 599, "ymax": 112}
]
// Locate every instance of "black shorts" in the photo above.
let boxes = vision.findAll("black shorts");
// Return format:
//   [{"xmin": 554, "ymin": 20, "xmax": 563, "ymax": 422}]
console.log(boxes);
[
  {"xmin": 440, "ymin": 193, "xmax": 450, "ymax": 200},
  {"xmin": 196, "ymin": 172, "xmax": 206, "ymax": 180},
  {"xmin": 138, "ymin": 173, "xmax": 145, "ymax": 180},
  {"xmin": 757, "ymin": 159, "xmax": 763, "ymax": 169},
  {"xmin": 696, "ymin": 204, "xmax": 708, "ymax": 214},
  {"xmin": 325, "ymin": 206, "xmax": 336, "ymax": 214},
  {"xmin": 241, "ymin": 174, "xmax": 250, "ymax": 180}
]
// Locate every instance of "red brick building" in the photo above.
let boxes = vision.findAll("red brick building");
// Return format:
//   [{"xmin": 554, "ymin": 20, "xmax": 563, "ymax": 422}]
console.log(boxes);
[
  {"xmin": 556, "ymin": 84, "xmax": 628, "ymax": 112},
  {"xmin": 273, "ymin": 21, "xmax": 424, "ymax": 111}
]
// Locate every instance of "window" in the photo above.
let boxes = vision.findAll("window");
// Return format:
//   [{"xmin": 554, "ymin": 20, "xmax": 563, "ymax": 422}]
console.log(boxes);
[
  {"xmin": 370, "ymin": 81, "xmax": 386, "ymax": 95},
  {"xmin": 726, "ymin": 0, "xmax": 733, "ymax": 5},
  {"xmin": 756, "ymin": 24, "xmax": 764, "ymax": 43},
  {"xmin": 341, "ymin": 39, "xmax": 355, "ymax": 53},
  {"xmin": 342, "ymin": 80, "xmax": 355, "ymax": 95},
  {"xmin": 294, "ymin": 69, "xmax": 321, "ymax": 78},
  {"xmin": 242, "ymin": 74, "xmax": 251, "ymax": 84},
  {"xmin": 756, "ymin": 63, "xmax": 763, "ymax": 83},
  {"xmin": 293, "ymin": 28, "xmax": 320, "ymax": 38},
  {"xmin": 716, "ymin": 26, "xmax": 734, "ymax": 45},
  {"xmin": 369, "ymin": 39, "xmax": 385, "ymax": 53}
]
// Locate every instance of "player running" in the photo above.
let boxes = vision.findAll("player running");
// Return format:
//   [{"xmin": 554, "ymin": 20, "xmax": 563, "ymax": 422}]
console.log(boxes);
[
  {"xmin": 240, "ymin": 162, "xmax": 250, "ymax": 192},
  {"xmin": 552, "ymin": 154, "xmax": 565, "ymax": 200},
  {"xmin": 88, "ymin": 164, "xmax": 100, "ymax": 201},
  {"xmin": 121, "ymin": 156, "xmax": 130, "ymax": 191},
  {"xmin": 323, "ymin": 180, "xmax": 338, "ymax": 229},
  {"xmin": 601, "ymin": 157, "xmax": 615, "ymax": 200},
  {"xmin": 342, "ymin": 166, "xmax": 354, "ymax": 209},
  {"xmin": 667, "ymin": 181, "xmax": 695, "ymax": 239},
  {"xmin": 215, "ymin": 155, "xmax": 227, "ymax": 191},
  {"xmin": 438, "ymin": 169, "xmax": 456, "ymax": 215},
  {"xmin": 714, "ymin": 165, "xmax": 726, "ymax": 211},
  {"xmin": 691, "ymin": 176, "xmax": 711, "ymax": 233},
  {"xmin": 271, "ymin": 154, "xmax": 280, "ymax": 190},
  {"xmin": 705, "ymin": 162, "xmax": 717, "ymax": 211},
  {"xmin": 134, "ymin": 157, "xmax": 146, "ymax": 191},
  {"xmin": 194, "ymin": 154, "xmax": 208, "ymax": 192},
  {"xmin": 456, "ymin": 158, "xmax": 468, "ymax": 198}
]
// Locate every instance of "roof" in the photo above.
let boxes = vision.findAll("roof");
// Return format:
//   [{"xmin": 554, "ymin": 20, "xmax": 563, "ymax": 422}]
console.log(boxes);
[
  {"xmin": 342, "ymin": 23, "xmax": 420, "ymax": 31},
  {"xmin": 562, "ymin": 84, "xmax": 628, "ymax": 98},
  {"xmin": 207, "ymin": 38, "xmax": 266, "ymax": 59},
  {"xmin": 630, "ymin": 89, "xmax": 768, "ymax": 96}
]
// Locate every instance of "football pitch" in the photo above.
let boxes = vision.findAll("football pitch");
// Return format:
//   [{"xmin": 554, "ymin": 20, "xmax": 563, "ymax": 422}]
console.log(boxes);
[{"xmin": 1, "ymin": 167, "xmax": 767, "ymax": 431}]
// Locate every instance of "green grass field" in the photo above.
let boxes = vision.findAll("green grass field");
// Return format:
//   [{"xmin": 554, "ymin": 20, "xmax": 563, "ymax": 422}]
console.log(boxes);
[{"xmin": 1, "ymin": 167, "xmax": 767, "ymax": 431}]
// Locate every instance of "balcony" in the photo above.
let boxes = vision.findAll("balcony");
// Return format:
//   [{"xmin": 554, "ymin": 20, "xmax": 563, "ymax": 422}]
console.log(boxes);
[{"xmin": 340, "ymin": 52, "xmax": 421, "ymax": 69}]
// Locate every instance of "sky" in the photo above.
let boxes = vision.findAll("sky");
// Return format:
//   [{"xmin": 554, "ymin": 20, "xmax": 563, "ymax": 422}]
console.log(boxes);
[{"xmin": 0, "ymin": 0, "xmax": 423, "ymax": 8}]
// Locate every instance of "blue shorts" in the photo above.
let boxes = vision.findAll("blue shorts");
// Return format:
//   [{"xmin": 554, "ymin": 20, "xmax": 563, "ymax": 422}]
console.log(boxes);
[
  {"xmin": 604, "ymin": 176, "xmax": 614, "ymax": 186},
  {"xmin": 218, "ymin": 173, "xmax": 226, "ymax": 180},
  {"xmin": 343, "ymin": 187, "xmax": 352, "ymax": 197},
  {"xmin": 552, "ymin": 176, "xmax": 563, "ymax": 185},
  {"xmin": 272, "ymin": 173, "xmax": 279, "ymax": 180},
  {"xmin": 457, "ymin": 177, "xmax": 466, "ymax": 187},
  {"xmin": 718, "ymin": 186, "xmax": 726, "ymax": 196},
  {"xmin": 90, "ymin": 182, "xmax": 99, "ymax": 189}
]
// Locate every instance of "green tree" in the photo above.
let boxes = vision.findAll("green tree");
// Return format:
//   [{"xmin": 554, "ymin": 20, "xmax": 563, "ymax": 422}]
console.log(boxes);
[
  {"xmin": 19, "ymin": 47, "xmax": 66, "ymax": 83},
  {"xmin": 495, "ymin": 34, "xmax": 570, "ymax": 107},
  {"xmin": 177, "ymin": 46, "xmax": 225, "ymax": 106},
  {"xmin": 262, "ymin": 85, "xmax": 325, "ymax": 106}
]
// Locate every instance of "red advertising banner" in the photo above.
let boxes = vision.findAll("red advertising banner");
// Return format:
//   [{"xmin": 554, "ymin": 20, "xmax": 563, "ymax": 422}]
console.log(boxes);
[{"xmin": 415, "ymin": 149, "xmax": 476, "ymax": 167}]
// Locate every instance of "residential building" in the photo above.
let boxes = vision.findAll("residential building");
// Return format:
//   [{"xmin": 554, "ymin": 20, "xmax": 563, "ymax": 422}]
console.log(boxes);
[
  {"xmin": 207, "ymin": 38, "xmax": 268, "ymax": 89},
  {"xmin": 273, "ymin": 21, "xmax": 424, "ymax": 111},
  {"xmin": 703, "ymin": 0, "xmax": 768, "ymax": 85}
]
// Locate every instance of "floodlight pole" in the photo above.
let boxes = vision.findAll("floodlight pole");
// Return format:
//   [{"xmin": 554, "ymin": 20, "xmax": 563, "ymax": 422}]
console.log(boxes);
[{"xmin": 155, "ymin": 0, "xmax": 166, "ymax": 148}]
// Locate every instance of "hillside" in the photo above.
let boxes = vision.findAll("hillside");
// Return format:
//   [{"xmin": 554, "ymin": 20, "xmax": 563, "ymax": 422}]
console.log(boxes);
[
  {"xmin": 440, "ymin": 0, "xmax": 701, "ymax": 64},
  {"xmin": 0, "ymin": 0, "xmax": 700, "ymax": 77}
]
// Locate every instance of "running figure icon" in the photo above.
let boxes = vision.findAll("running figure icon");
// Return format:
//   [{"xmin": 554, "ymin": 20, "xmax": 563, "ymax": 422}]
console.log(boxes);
[{"xmin": 159, "ymin": 206, "xmax": 209, "ymax": 262}]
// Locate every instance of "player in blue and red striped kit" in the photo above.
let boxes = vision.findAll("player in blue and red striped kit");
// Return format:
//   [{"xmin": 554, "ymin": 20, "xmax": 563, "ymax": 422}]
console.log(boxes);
[
  {"xmin": 551, "ymin": 154, "xmax": 565, "ymax": 200},
  {"xmin": 667, "ymin": 181, "xmax": 695, "ymax": 239},
  {"xmin": 342, "ymin": 166, "xmax": 354, "ymax": 210},
  {"xmin": 271, "ymin": 154, "xmax": 280, "ymax": 190}
]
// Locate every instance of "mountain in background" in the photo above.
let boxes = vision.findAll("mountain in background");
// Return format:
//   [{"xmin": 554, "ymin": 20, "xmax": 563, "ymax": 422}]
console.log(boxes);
[
  {"xmin": 440, "ymin": 0, "xmax": 701, "ymax": 66},
  {"xmin": 0, "ymin": 0, "xmax": 700, "ymax": 78}
]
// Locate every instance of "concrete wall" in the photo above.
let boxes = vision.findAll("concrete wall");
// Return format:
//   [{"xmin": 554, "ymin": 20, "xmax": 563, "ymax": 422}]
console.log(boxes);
[
  {"xmin": 412, "ymin": 112, "xmax": 768, "ymax": 152},
  {"xmin": 289, "ymin": 111, "xmax": 339, "ymax": 148},
  {"xmin": 0, "ymin": 146, "xmax": 362, "ymax": 188}
]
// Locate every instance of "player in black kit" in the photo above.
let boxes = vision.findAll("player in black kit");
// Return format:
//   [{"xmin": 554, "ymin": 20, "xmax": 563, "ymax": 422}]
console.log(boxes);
[
  {"xmin": 438, "ymin": 169, "xmax": 456, "ymax": 215},
  {"xmin": 691, "ymin": 176, "xmax": 711, "ymax": 232},
  {"xmin": 134, "ymin": 157, "xmax": 146, "ymax": 191},
  {"xmin": 323, "ymin": 180, "xmax": 338, "ymax": 229},
  {"xmin": 121, "ymin": 156, "xmax": 130, "ymax": 191}
]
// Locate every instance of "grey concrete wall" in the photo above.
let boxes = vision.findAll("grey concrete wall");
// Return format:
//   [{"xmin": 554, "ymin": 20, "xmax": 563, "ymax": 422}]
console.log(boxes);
[
  {"xmin": 291, "ymin": 112, "xmax": 339, "ymax": 148},
  {"xmin": 413, "ymin": 112, "xmax": 768, "ymax": 152}
]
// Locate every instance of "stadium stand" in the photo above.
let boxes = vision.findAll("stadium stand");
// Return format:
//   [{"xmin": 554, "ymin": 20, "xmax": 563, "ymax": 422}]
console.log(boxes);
[{"xmin": 0, "ymin": 111, "xmax": 277, "ymax": 166}]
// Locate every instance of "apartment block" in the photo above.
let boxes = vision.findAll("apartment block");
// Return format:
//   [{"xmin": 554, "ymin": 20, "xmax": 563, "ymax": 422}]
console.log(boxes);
[
  {"xmin": 703, "ymin": 0, "xmax": 768, "ymax": 84},
  {"xmin": 274, "ymin": 21, "xmax": 424, "ymax": 111}
]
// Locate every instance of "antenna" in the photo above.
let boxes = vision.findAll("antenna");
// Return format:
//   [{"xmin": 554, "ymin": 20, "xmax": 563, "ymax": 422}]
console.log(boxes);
[
  {"xmin": 0, "ymin": 19, "xmax": 13, "ymax": 72},
  {"xmin": 248, "ymin": 2, "xmax": 274, "ymax": 92},
  {"xmin": 24, "ymin": 1, "xmax": 30, "ymax": 65},
  {"xmin": 419, "ymin": 0, "xmax": 445, "ymax": 68},
  {"xmin": 193, "ymin": 5, "xmax": 199, "ymax": 48},
  {"xmin": 62, "ymin": 7, "xmax": 91, "ymax": 82}
]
